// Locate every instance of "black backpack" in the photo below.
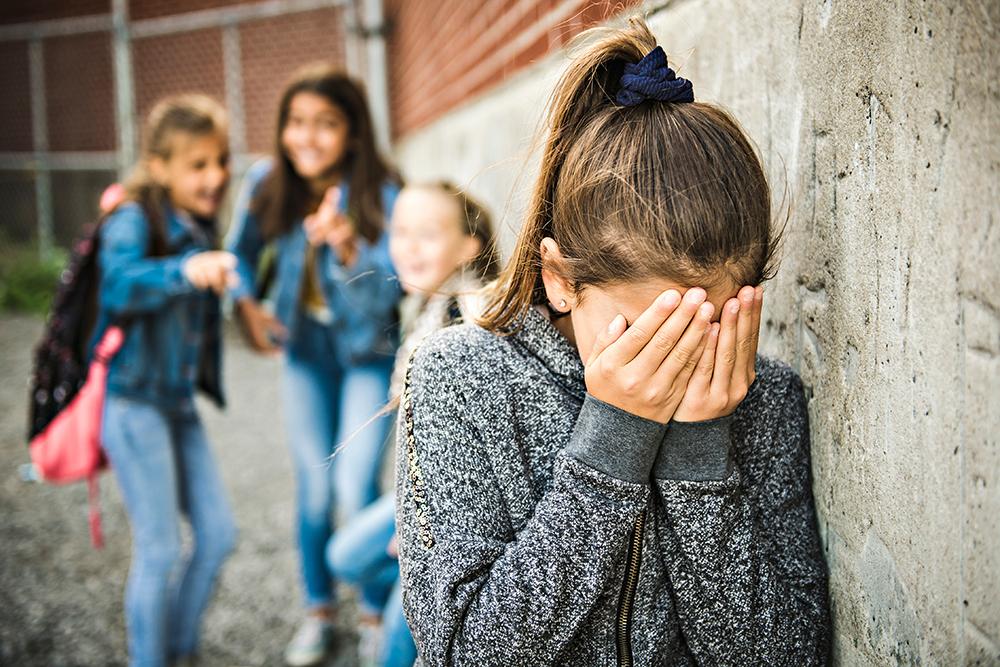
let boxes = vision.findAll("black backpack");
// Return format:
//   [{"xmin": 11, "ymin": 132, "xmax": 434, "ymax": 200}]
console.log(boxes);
[{"xmin": 27, "ymin": 223, "xmax": 104, "ymax": 442}]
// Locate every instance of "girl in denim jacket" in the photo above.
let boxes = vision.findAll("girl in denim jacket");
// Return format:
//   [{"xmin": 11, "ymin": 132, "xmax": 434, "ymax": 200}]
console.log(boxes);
[
  {"xmin": 96, "ymin": 95, "xmax": 238, "ymax": 667},
  {"xmin": 227, "ymin": 63, "xmax": 402, "ymax": 666}
]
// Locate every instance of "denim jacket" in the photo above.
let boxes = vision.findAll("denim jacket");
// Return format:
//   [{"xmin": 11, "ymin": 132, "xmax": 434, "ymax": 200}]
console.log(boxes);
[
  {"xmin": 93, "ymin": 202, "xmax": 224, "ymax": 411},
  {"xmin": 226, "ymin": 159, "xmax": 401, "ymax": 366}
]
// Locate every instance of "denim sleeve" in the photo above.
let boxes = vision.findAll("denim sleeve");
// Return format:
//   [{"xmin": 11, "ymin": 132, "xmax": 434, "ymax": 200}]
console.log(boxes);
[
  {"xmin": 225, "ymin": 159, "xmax": 271, "ymax": 302},
  {"xmin": 320, "ymin": 181, "xmax": 401, "ymax": 318},
  {"xmin": 651, "ymin": 369, "xmax": 831, "ymax": 665},
  {"xmin": 396, "ymin": 341, "xmax": 650, "ymax": 666},
  {"xmin": 98, "ymin": 205, "xmax": 196, "ymax": 316}
]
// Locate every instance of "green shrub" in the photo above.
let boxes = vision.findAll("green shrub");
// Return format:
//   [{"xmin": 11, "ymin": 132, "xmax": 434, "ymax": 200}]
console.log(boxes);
[{"xmin": 0, "ymin": 248, "xmax": 68, "ymax": 315}]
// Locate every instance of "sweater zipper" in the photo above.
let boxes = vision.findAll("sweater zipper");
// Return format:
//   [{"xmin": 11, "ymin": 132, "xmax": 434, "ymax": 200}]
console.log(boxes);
[{"xmin": 616, "ymin": 510, "xmax": 646, "ymax": 667}]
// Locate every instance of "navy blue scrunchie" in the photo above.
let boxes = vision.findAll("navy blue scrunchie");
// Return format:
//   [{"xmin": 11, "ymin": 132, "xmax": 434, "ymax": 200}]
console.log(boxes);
[{"xmin": 616, "ymin": 46, "xmax": 694, "ymax": 106}]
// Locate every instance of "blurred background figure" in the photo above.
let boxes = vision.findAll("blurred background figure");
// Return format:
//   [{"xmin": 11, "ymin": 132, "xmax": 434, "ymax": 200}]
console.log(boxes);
[
  {"xmin": 96, "ymin": 94, "xmax": 238, "ymax": 667},
  {"xmin": 326, "ymin": 181, "xmax": 499, "ymax": 667},
  {"xmin": 227, "ymin": 63, "xmax": 401, "ymax": 667}
]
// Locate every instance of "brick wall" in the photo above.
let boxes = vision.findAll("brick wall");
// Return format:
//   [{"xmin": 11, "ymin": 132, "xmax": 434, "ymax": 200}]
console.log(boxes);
[
  {"xmin": 45, "ymin": 31, "xmax": 116, "ymax": 152},
  {"xmin": 240, "ymin": 7, "xmax": 345, "ymax": 153},
  {"xmin": 385, "ymin": 0, "xmax": 639, "ymax": 139},
  {"xmin": 0, "ymin": 0, "xmax": 109, "ymax": 25},
  {"xmin": 0, "ymin": 41, "xmax": 33, "ymax": 152},
  {"xmin": 133, "ymin": 27, "xmax": 227, "ymax": 124}
]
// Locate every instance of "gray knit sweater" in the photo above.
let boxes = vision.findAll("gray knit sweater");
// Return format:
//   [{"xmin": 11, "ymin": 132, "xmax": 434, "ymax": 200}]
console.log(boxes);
[{"xmin": 395, "ymin": 306, "xmax": 830, "ymax": 667}]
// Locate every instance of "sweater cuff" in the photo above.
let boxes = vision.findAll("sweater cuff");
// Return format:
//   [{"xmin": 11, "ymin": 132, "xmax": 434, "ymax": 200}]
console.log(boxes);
[
  {"xmin": 566, "ymin": 394, "xmax": 666, "ymax": 484},
  {"xmin": 654, "ymin": 414, "xmax": 734, "ymax": 481}
]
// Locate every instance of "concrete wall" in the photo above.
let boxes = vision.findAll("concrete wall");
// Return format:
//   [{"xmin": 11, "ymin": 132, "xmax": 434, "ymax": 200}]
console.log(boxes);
[{"xmin": 392, "ymin": 0, "xmax": 1000, "ymax": 663}]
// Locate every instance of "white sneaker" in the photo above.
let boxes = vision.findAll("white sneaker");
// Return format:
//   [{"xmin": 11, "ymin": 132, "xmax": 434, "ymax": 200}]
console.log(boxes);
[
  {"xmin": 357, "ymin": 620, "xmax": 383, "ymax": 667},
  {"xmin": 284, "ymin": 616, "xmax": 335, "ymax": 666}
]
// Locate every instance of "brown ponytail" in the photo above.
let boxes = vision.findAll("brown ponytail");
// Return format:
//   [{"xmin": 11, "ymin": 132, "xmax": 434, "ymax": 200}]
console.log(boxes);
[{"xmin": 479, "ymin": 18, "xmax": 779, "ymax": 332}]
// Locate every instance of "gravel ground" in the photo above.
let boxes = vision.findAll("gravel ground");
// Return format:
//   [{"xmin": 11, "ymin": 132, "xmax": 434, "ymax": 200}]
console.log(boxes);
[{"xmin": 0, "ymin": 314, "xmax": 365, "ymax": 667}]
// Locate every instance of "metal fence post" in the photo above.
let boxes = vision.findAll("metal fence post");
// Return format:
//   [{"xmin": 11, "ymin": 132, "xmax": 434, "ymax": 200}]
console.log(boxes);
[
  {"xmin": 112, "ymin": 0, "xmax": 137, "ymax": 180},
  {"xmin": 28, "ymin": 38, "xmax": 54, "ymax": 258}
]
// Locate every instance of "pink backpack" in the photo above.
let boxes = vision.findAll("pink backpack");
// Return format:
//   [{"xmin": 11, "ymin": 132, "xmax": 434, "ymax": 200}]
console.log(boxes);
[{"xmin": 29, "ymin": 326, "xmax": 124, "ymax": 548}]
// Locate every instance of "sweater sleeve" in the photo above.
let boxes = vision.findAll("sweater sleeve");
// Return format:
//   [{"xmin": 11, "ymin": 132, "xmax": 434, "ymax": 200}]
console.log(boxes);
[
  {"xmin": 651, "ymin": 367, "xmax": 831, "ymax": 665},
  {"xmin": 395, "ymin": 340, "xmax": 660, "ymax": 667}
]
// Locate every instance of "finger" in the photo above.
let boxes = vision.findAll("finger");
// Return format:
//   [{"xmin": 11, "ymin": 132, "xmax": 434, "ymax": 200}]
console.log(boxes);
[
  {"xmin": 733, "ymin": 285, "xmax": 756, "ymax": 386},
  {"xmin": 688, "ymin": 321, "xmax": 720, "ymax": 392},
  {"xmin": 588, "ymin": 314, "xmax": 626, "ymax": 365},
  {"xmin": 629, "ymin": 287, "xmax": 707, "ymax": 370},
  {"xmin": 324, "ymin": 186, "xmax": 341, "ymax": 210},
  {"xmin": 711, "ymin": 297, "xmax": 741, "ymax": 394},
  {"xmin": 219, "ymin": 251, "xmax": 237, "ymax": 270},
  {"xmin": 656, "ymin": 300, "xmax": 714, "ymax": 382},
  {"xmin": 749, "ymin": 285, "xmax": 763, "ymax": 362},
  {"xmin": 265, "ymin": 314, "xmax": 289, "ymax": 342},
  {"xmin": 602, "ymin": 290, "xmax": 681, "ymax": 366},
  {"xmin": 677, "ymin": 321, "xmax": 711, "ymax": 387}
]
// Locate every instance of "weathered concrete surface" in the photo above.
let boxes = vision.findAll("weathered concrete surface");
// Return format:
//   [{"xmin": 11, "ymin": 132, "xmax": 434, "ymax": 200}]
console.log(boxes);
[{"xmin": 394, "ymin": 1, "xmax": 1000, "ymax": 664}]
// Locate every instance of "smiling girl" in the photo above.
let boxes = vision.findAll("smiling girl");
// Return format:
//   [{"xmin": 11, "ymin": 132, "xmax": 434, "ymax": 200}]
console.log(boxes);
[
  {"xmin": 227, "ymin": 64, "xmax": 402, "ymax": 666},
  {"xmin": 96, "ymin": 94, "xmax": 238, "ymax": 667},
  {"xmin": 395, "ymin": 20, "xmax": 831, "ymax": 666}
]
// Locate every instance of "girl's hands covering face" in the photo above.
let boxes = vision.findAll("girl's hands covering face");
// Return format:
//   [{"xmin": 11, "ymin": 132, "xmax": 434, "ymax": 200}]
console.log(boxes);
[
  {"xmin": 585, "ymin": 288, "xmax": 715, "ymax": 424},
  {"xmin": 673, "ymin": 285, "xmax": 762, "ymax": 422},
  {"xmin": 585, "ymin": 284, "xmax": 762, "ymax": 424}
]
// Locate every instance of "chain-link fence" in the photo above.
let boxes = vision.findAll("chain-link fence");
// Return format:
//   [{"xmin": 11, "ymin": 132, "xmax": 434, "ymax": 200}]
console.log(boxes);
[{"xmin": 0, "ymin": 0, "xmax": 383, "ymax": 267}]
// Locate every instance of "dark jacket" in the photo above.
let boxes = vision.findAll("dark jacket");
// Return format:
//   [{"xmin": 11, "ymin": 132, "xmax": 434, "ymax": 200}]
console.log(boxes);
[{"xmin": 396, "ymin": 306, "xmax": 830, "ymax": 666}]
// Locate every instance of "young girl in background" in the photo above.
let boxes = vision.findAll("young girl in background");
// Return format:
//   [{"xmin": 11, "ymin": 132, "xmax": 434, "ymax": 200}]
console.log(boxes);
[
  {"xmin": 227, "ymin": 63, "xmax": 402, "ymax": 667},
  {"xmin": 326, "ymin": 182, "xmax": 500, "ymax": 667},
  {"xmin": 96, "ymin": 95, "xmax": 238, "ymax": 667},
  {"xmin": 396, "ymin": 19, "xmax": 831, "ymax": 666}
]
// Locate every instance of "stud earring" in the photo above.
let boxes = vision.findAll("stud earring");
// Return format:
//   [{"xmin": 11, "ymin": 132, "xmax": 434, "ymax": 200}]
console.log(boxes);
[{"xmin": 559, "ymin": 299, "xmax": 567, "ymax": 310}]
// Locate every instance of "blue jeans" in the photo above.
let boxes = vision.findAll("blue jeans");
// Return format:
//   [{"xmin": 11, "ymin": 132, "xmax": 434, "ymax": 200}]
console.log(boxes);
[
  {"xmin": 327, "ymin": 494, "xmax": 417, "ymax": 667},
  {"xmin": 283, "ymin": 314, "xmax": 394, "ymax": 609},
  {"xmin": 101, "ymin": 395, "xmax": 237, "ymax": 667}
]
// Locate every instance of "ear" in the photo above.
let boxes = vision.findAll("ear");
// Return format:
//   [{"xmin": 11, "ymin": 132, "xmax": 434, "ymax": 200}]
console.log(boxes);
[
  {"xmin": 539, "ymin": 237, "xmax": 573, "ymax": 314},
  {"xmin": 147, "ymin": 156, "xmax": 168, "ymax": 186}
]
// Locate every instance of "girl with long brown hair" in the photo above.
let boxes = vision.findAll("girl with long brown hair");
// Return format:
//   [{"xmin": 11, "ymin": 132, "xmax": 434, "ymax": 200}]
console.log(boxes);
[
  {"xmin": 395, "ymin": 19, "xmax": 830, "ymax": 666},
  {"xmin": 226, "ymin": 64, "xmax": 402, "ymax": 666}
]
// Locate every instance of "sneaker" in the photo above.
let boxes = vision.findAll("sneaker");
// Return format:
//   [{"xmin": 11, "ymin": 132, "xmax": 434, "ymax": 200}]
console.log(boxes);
[
  {"xmin": 357, "ymin": 618, "xmax": 383, "ymax": 667},
  {"xmin": 284, "ymin": 616, "xmax": 335, "ymax": 666}
]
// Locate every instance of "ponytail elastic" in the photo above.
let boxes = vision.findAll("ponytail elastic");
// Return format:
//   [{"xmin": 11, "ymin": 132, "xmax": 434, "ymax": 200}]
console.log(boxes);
[{"xmin": 616, "ymin": 46, "xmax": 694, "ymax": 106}]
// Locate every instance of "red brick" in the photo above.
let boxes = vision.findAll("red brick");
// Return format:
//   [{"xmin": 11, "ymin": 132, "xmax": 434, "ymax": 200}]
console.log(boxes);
[
  {"xmin": 133, "ymin": 27, "xmax": 225, "ymax": 128},
  {"xmin": 129, "ymin": 0, "xmax": 244, "ymax": 21},
  {"xmin": 239, "ymin": 7, "xmax": 345, "ymax": 153},
  {"xmin": 0, "ymin": 41, "xmax": 33, "ymax": 152},
  {"xmin": 45, "ymin": 31, "xmax": 116, "ymax": 151},
  {"xmin": 0, "ymin": 0, "xmax": 109, "ymax": 25}
]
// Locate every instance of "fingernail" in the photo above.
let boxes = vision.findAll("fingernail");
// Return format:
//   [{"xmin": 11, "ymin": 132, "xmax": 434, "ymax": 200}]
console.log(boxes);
[
  {"xmin": 685, "ymin": 288, "xmax": 706, "ymax": 304},
  {"xmin": 660, "ymin": 291, "xmax": 680, "ymax": 308},
  {"xmin": 608, "ymin": 314, "xmax": 624, "ymax": 333},
  {"xmin": 699, "ymin": 302, "xmax": 714, "ymax": 319},
  {"xmin": 728, "ymin": 300, "xmax": 740, "ymax": 314},
  {"xmin": 741, "ymin": 287, "xmax": 754, "ymax": 304},
  {"xmin": 755, "ymin": 286, "xmax": 764, "ymax": 300}
]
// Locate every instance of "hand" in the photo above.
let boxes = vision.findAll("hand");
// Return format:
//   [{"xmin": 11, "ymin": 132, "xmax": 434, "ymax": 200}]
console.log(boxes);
[
  {"xmin": 303, "ymin": 186, "xmax": 358, "ymax": 266},
  {"xmin": 236, "ymin": 298, "xmax": 287, "ymax": 354},
  {"xmin": 673, "ymin": 285, "xmax": 762, "ymax": 422},
  {"xmin": 387, "ymin": 534, "xmax": 398, "ymax": 559},
  {"xmin": 182, "ymin": 251, "xmax": 238, "ymax": 294},
  {"xmin": 586, "ymin": 288, "xmax": 716, "ymax": 424}
]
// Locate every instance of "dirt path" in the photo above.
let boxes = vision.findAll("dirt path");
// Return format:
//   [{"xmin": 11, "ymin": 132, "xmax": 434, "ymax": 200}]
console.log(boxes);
[{"xmin": 0, "ymin": 315, "xmax": 362, "ymax": 666}]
